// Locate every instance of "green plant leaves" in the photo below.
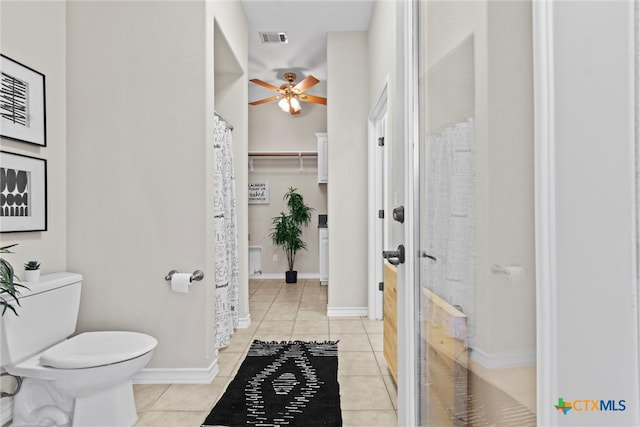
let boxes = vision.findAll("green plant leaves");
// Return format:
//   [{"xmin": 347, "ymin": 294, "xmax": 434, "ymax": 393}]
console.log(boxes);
[
  {"xmin": 269, "ymin": 188, "xmax": 314, "ymax": 272},
  {"xmin": 0, "ymin": 244, "xmax": 27, "ymax": 316}
]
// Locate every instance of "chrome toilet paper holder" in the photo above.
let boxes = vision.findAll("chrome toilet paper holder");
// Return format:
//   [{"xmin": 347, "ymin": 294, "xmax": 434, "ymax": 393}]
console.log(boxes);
[{"xmin": 164, "ymin": 270, "xmax": 205, "ymax": 282}]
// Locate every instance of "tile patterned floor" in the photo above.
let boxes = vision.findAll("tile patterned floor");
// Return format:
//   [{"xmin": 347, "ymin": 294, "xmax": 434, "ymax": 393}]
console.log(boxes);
[{"xmin": 133, "ymin": 279, "xmax": 398, "ymax": 426}]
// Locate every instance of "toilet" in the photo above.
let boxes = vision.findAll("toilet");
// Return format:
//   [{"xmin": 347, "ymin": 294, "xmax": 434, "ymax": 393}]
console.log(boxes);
[{"xmin": 0, "ymin": 272, "xmax": 157, "ymax": 427}]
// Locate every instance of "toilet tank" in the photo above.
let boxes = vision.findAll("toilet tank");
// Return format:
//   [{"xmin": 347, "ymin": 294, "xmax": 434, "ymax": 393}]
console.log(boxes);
[{"xmin": 0, "ymin": 272, "xmax": 82, "ymax": 366}]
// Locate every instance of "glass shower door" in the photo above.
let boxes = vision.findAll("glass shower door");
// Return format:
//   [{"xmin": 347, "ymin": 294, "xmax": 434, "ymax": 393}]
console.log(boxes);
[{"xmin": 416, "ymin": 1, "xmax": 537, "ymax": 425}]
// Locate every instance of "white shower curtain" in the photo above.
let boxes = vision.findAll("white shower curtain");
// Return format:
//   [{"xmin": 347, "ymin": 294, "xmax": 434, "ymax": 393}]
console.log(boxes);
[
  {"xmin": 213, "ymin": 115, "xmax": 239, "ymax": 349},
  {"xmin": 425, "ymin": 117, "xmax": 475, "ymax": 347}
]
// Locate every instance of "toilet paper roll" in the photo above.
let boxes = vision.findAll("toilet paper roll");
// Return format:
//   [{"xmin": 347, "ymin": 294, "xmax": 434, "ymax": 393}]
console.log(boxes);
[{"xmin": 171, "ymin": 273, "xmax": 192, "ymax": 294}]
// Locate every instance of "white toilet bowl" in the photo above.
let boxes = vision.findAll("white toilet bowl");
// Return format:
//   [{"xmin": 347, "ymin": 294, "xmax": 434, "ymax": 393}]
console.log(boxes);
[
  {"xmin": 0, "ymin": 273, "xmax": 158, "ymax": 427},
  {"xmin": 7, "ymin": 331, "xmax": 157, "ymax": 427}
]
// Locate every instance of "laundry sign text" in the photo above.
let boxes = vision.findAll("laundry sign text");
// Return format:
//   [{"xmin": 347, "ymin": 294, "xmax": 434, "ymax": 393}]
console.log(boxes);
[{"xmin": 248, "ymin": 181, "xmax": 269, "ymax": 204}]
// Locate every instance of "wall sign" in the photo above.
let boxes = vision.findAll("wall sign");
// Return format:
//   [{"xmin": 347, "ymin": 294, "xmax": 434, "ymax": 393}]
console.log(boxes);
[
  {"xmin": 0, "ymin": 151, "xmax": 47, "ymax": 232},
  {"xmin": 248, "ymin": 180, "xmax": 269, "ymax": 204},
  {"xmin": 0, "ymin": 54, "xmax": 47, "ymax": 147}
]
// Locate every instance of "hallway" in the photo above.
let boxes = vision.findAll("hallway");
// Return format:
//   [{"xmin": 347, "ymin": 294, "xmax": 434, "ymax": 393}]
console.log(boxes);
[{"xmin": 133, "ymin": 279, "xmax": 398, "ymax": 426}]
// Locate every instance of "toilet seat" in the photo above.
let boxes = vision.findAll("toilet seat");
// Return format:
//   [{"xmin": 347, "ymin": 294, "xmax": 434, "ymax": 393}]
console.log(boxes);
[{"xmin": 40, "ymin": 331, "xmax": 158, "ymax": 369}]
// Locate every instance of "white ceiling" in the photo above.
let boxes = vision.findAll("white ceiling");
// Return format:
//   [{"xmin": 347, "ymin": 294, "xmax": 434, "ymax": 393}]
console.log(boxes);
[{"xmin": 241, "ymin": 0, "xmax": 374, "ymax": 102}]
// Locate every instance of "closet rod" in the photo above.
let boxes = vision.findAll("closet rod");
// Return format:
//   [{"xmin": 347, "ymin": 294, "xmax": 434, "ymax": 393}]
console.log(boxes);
[
  {"xmin": 214, "ymin": 111, "xmax": 234, "ymax": 131},
  {"xmin": 248, "ymin": 151, "xmax": 317, "ymax": 157}
]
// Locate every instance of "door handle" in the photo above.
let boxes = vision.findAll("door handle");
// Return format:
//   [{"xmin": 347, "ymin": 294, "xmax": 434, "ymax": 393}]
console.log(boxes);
[{"xmin": 383, "ymin": 244, "xmax": 405, "ymax": 265}]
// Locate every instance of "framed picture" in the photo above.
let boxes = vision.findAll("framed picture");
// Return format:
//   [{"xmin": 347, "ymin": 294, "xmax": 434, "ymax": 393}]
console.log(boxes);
[
  {"xmin": 0, "ymin": 54, "xmax": 46, "ymax": 146},
  {"xmin": 248, "ymin": 180, "xmax": 269, "ymax": 205},
  {"xmin": 0, "ymin": 151, "xmax": 47, "ymax": 232}
]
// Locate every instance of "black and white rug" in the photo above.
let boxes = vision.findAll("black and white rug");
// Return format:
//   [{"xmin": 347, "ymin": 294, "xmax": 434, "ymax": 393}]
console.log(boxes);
[{"xmin": 202, "ymin": 340, "xmax": 342, "ymax": 427}]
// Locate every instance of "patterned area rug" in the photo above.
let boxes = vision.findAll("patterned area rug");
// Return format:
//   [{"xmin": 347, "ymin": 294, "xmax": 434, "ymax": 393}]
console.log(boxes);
[{"xmin": 203, "ymin": 340, "xmax": 342, "ymax": 427}]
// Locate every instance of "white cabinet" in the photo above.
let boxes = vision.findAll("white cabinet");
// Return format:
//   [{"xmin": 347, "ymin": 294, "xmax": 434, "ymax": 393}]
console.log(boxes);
[
  {"xmin": 316, "ymin": 132, "xmax": 328, "ymax": 184},
  {"xmin": 319, "ymin": 227, "xmax": 329, "ymax": 285}
]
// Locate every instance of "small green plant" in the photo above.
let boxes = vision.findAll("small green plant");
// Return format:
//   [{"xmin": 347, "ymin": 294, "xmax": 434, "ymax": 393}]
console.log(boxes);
[
  {"xmin": 24, "ymin": 261, "xmax": 40, "ymax": 271},
  {"xmin": 1, "ymin": 244, "xmax": 28, "ymax": 316}
]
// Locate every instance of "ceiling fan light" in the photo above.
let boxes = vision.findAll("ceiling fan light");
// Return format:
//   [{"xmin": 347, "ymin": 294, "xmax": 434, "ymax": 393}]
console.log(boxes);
[
  {"xmin": 290, "ymin": 97, "xmax": 301, "ymax": 111},
  {"xmin": 278, "ymin": 98, "xmax": 290, "ymax": 112}
]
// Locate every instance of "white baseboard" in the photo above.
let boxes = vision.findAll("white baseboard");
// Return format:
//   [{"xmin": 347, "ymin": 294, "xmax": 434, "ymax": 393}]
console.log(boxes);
[
  {"xmin": 1, "ymin": 400, "xmax": 12, "ymax": 427},
  {"xmin": 470, "ymin": 347, "xmax": 536, "ymax": 369},
  {"xmin": 249, "ymin": 273, "xmax": 320, "ymax": 280},
  {"xmin": 1, "ymin": 361, "xmax": 220, "ymax": 425},
  {"xmin": 237, "ymin": 313, "xmax": 251, "ymax": 329},
  {"xmin": 132, "ymin": 359, "xmax": 219, "ymax": 384},
  {"xmin": 326, "ymin": 306, "xmax": 368, "ymax": 317}
]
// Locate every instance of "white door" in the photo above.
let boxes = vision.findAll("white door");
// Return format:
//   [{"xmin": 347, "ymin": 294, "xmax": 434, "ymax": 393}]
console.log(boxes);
[{"xmin": 369, "ymin": 84, "xmax": 389, "ymax": 320}]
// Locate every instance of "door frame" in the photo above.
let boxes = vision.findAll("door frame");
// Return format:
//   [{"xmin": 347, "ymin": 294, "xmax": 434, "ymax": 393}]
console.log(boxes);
[
  {"xmin": 368, "ymin": 78, "xmax": 390, "ymax": 320},
  {"xmin": 397, "ymin": 0, "xmax": 419, "ymax": 425},
  {"xmin": 532, "ymin": 1, "xmax": 556, "ymax": 424}
]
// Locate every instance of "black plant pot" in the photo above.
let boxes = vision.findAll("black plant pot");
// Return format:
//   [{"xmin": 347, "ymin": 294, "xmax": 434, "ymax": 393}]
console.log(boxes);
[{"xmin": 285, "ymin": 270, "xmax": 298, "ymax": 284}]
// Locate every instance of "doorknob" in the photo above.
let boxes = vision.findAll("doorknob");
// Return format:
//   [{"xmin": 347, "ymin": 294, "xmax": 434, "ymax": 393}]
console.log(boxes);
[
  {"xmin": 392, "ymin": 206, "xmax": 404, "ymax": 223},
  {"xmin": 383, "ymin": 244, "xmax": 405, "ymax": 265}
]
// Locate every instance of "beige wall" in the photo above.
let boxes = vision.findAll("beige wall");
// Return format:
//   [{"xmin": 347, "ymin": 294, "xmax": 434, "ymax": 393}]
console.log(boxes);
[
  {"xmin": 484, "ymin": 0, "xmax": 535, "ymax": 358},
  {"xmin": 0, "ymin": 1, "xmax": 67, "ymax": 421},
  {"xmin": 550, "ymin": 2, "xmax": 639, "ymax": 420},
  {"xmin": 369, "ymin": 0, "xmax": 398, "ymax": 242},
  {"xmin": 248, "ymin": 105, "xmax": 327, "ymax": 276},
  {"xmin": 0, "ymin": 1, "xmax": 67, "ymax": 276},
  {"xmin": 67, "ymin": 0, "xmax": 248, "ymax": 370},
  {"xmin": 327, "ymin": 32, "xmax": 369, "ymax": 311},
  {"xmin": 211, "ymin": 0, "xmax": 250, "ymax": 332}
]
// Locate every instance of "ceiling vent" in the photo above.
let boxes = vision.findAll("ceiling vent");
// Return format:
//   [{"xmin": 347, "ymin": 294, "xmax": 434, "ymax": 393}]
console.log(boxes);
[{"xmin": 259, "ymin": 32, "xmax": 288, "ymax": 44}]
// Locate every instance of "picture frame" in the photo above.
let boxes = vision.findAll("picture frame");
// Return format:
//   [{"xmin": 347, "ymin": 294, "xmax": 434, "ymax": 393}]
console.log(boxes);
[
  {"xmin": 0, "ymin": 151, "xmax": 47, "ymax": 232},
  {"xmin": 0, "ymin": 54, "xmax": 47, "ymax": 146},
  {"xmin": 248, "ymin": 180, "xmax": 269, "ymax": 205}
]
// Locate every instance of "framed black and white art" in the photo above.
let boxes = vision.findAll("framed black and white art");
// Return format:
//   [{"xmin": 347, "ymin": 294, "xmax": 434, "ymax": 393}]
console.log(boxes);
[
  {"xmin": 0, "ymin": 151, "xmax": 47, "ymax": 232},
  {"xmin": 0, "ymin": 54, "xmax": 46, "ymax": 146}
]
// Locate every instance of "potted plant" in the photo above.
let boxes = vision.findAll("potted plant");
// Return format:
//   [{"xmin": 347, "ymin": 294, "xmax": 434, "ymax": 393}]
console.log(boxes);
[
  {"xmin": 269, "ymin": 187, "xmax": 314, "ymax": 283},
  {"xmin": 24, "ymin": 260, "xmax": 41, "ymax": 283},
  {"xmin": 1, "ymin": 244, "xmax": 27, "ymax": 316}
]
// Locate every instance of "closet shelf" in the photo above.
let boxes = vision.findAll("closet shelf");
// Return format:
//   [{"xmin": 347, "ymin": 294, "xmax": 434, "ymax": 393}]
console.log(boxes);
[{"xmin": 248, "ymin": 151, "xmax": 318, "ymax": 172}]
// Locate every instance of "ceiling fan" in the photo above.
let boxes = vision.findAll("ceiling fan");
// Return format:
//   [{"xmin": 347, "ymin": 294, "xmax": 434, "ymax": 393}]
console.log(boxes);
[{"xmin": 249, "ymin": 72, "xmax": 327, "ymax": 115}]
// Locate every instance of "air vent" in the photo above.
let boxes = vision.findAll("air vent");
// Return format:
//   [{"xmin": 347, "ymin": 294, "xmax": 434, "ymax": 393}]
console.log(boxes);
[{"xmin": 259, "ymin": 32, "xmax": 288, "ymax": 44}]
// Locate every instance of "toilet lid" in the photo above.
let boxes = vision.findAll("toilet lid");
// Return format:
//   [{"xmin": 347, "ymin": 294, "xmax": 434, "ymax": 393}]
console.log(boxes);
[{"xmin": 40, "ymin": 331, "xmax": 158, "ymax": 369}]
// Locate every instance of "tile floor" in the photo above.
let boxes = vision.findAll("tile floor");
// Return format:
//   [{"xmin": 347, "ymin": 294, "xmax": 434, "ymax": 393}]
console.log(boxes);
[{"xmin": 133, "ymin": 279, "xmax": 398, "ymax": 426}]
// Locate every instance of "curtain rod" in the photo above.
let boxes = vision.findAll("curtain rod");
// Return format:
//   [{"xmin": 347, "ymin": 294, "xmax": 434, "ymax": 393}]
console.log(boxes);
[{"xmin": 214, "ymin": 111, "xmax": 234, "ymax": 131}]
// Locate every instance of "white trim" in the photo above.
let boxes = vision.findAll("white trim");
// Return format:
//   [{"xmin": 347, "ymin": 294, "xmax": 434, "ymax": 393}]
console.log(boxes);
[
  {"xmin": 326, "ymin": 306, "xmax": 368, "ymax": 317},
  {"xmin": 1, "ymin": 400, "xmax": 12, "ymax": 427},
  {"xmin": 398, "ymin": 0, "xmax": 419, "ymax": 426},
  {"xmin": 631, "ymin": 1, "xmax": 640, "ymax": 410},
  {"xmin": 368, "ymin": 77, "xmax": 390, "ymax": 321},
  {"xmin": 236, "ymin": 313, "xmax": 251, "ymax": 329},
  {"xmin": 533, "ymin": 1, "xmax": 558, "ymax": 426},
  {"xmin": 132, "ymin": 359, "xmax": 219, "ymax": 384},
  {"xmin": 470, "ymin": 348, "xmax": 536, "ymax": 370},
  {"xmin": 248, "ymin": 273, "xmax": 320, "ymax": 280},
  {"xmin": 636, "ymin": 0, "xmax": 640, "ymax": 397}
]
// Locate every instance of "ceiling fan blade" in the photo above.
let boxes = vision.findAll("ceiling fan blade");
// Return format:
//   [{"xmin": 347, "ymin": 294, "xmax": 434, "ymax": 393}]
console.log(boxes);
[
  {"xmin": 250, "ymin": 79, "xmax": 281, "ymax": 92},
  {"xmin": 249, "ymin": 96, "xmax": 281, "ymax": 106},
  {"xmin": 293, "ymin": 75, "xmax": 320, "ymax": 93},
  {"xmin": 299, "ymin": 94, "xmax": 327, "ymax": 105}
]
